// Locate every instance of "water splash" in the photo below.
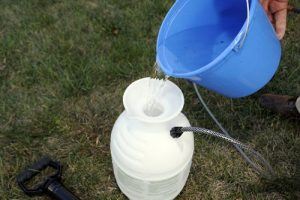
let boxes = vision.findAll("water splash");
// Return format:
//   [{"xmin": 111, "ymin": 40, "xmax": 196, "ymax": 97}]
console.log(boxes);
[{"xmin": 144, "ymin": 62, "xmax": 169, "ymax": 117}]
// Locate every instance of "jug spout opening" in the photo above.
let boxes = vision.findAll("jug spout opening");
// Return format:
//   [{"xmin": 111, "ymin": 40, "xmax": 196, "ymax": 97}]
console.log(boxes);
[{"xmin": 123, "ymin": 78, "xmax": 184, "ymax": 123}]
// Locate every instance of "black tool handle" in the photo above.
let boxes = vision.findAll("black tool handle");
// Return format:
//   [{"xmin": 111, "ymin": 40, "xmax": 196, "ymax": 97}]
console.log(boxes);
[
  {"xmin": 17, "ymin": 157, "xmax": 53, "ymax": 183},
  {"xmin": 47, "ymin": 180, "xmax": 80, "ymax": 200}
]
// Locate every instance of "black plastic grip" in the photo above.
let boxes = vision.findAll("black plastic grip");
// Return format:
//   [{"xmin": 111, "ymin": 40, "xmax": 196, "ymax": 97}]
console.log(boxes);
[
  {"xmin": 17, "ymin": 157, "xmax": 80, "ymax": 199},
  {"xmin": 17, "ymin": 156, "xmax": 62, "ymax": 196},
  {"xmin": 17, "ymin": 157, "xmax": 52, "ymax": 183}
]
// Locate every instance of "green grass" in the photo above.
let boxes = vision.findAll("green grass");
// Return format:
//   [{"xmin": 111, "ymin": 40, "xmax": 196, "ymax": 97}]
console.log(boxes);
[{"xmin": 0, "ymin": 0, "xmax": 299, "ymax": 199}]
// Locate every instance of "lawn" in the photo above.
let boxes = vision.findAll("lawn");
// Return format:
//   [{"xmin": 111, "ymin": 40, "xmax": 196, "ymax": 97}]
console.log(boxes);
[{"xmin": 0, "ymin": 0, "xmax": 299, "ymax": 199}]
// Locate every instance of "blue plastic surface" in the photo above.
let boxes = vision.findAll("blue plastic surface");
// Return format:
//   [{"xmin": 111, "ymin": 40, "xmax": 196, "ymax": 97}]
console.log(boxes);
[{"xmin": 156, "ymin": 0, "xmax": 281, "ymax": 98}]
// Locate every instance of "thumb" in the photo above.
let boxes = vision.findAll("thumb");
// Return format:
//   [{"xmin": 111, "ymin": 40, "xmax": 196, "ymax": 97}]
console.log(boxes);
[{"xmin": 274, "ymin": 8, "xmax": 287, "ymax": 40}]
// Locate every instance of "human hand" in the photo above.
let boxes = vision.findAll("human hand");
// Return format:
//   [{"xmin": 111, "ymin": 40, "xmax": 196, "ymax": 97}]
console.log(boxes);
[{"xmin": 260, "ymin": 0, "xmax": 288, "ymax": 40}]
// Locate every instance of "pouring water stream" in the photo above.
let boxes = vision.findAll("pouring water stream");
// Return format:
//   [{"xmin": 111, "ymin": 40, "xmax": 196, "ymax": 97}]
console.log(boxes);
[{"xmin": 144, "ymin": 62, "xmax": 169, "ymax": 117}]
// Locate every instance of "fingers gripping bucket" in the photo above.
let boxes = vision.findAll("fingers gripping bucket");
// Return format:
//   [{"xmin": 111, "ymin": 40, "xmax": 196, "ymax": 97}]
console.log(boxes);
[{"xmin": 156, "ymin": 0, "xmax": 281, "ymax": 98}]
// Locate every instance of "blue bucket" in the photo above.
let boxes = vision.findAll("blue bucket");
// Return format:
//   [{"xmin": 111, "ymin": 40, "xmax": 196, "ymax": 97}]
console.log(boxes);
[{"xmin": 156, "ymin": 0, "xmax": 281, "ymax": 98}]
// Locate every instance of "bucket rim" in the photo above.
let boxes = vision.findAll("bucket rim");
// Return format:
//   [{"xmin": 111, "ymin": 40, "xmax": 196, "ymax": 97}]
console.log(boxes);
[{"xmin": 156, "ymin": 0, "xmax": 258, "ymax": 78}]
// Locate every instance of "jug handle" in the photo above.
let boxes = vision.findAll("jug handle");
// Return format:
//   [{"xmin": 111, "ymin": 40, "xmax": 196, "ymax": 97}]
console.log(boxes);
[{"xmin": 234, "ymin": 0, "xmax": 251, "ymax": 51}]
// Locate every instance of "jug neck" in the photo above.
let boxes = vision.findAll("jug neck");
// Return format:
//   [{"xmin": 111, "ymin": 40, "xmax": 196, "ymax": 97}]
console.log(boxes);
[
  {"xmin": 123, "ymin": 78, "xmax": 185, "ymax": 124},
  {"xmin": 124, "ymin": 110, "xmax": 182, "ymax": 134}
]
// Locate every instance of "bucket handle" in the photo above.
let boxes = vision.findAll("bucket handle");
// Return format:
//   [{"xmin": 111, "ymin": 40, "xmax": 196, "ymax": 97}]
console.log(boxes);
[{"xmin": 234, "ymin": 0, "xmax": 251, "ymax": 51}]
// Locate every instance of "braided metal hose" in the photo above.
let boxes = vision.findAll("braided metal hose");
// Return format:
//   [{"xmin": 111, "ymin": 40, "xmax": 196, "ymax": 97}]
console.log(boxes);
[
  {"xmin": 171, "ymin": 126, "xmax": 274, "ymax": 178},
  {"xmin": 175, "ymin": 127, "xmax": 252, "ymax": 152},
  {"xmin": 174, "ymin": 83, "xmax": 275, "ymax": 179}
]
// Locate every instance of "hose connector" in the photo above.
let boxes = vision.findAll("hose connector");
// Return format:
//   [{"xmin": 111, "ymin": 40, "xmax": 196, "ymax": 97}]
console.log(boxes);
[{"xmin": 170, "ymin": 127, "xmax": 184, "ymax": 138}]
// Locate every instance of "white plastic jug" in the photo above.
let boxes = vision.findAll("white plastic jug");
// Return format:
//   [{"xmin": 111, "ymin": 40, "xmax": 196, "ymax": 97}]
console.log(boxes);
[{"xmin": 111, "ymin": 78, "xmax": 194, "ymax": 200}]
